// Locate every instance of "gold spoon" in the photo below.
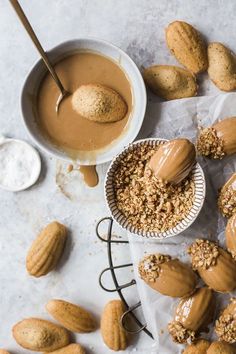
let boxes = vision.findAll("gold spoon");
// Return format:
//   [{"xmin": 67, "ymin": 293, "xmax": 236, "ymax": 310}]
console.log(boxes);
[{"xmin": 9, "ymin": 0, "xmax": 70, "ymax": 113}]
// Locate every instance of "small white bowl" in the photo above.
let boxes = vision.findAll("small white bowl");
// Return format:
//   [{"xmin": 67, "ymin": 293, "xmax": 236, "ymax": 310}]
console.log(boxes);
[
  {"xmin": 0, "ymin": 137, "xmax": 41, "ymax": 192},
  {"xmin": 21, "ymin": 38, "xmax": 147, "ymax": 165},
  {"xmin": 105, "ymin": 138, "xmax": 206, "ymax": 239}
]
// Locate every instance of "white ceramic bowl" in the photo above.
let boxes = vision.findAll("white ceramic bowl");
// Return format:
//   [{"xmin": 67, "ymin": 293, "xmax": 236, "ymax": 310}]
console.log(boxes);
[
  {"xmin": 105, "ymin": 138, "xmax": 206, "ymax": 239},
  {"xmin": 21, "ymin": 38, "xmax": 146, "ymax": 165}
]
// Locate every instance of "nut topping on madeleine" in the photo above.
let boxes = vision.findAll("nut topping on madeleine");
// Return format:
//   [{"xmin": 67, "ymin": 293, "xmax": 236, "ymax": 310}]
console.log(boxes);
[
  {"xmin": 168, "ymin": 287, "xmax": 215, "ymax": 344},
  {"xmin": 143, "ymin": 65, "xmax": 197, "ymax": 100},
  {"xmin": 226, "ymin": 213, "xmax": 236, "ymax": 259},
  {"xmin": 196, "ymin": 117, "xmax": 236, "ymax": 159},
  {"xmin": 218, "ymin": 173, "xmax": 236, "ymax": 218},
  {"xmin": 215, "ymin": 298, "xmax": 236, "ymax": 344},
  {"xmin": 139, "ymin": 253, "xmax": 197, "ymax": 297},
  {"xmin": 188, "ymin": 239, "xmax": 236, "ymax": 293},
  {"xmin": 166, "ymin": 21, "xmax": 208, "ymax": 74},
  {"xmin": 148, "ymin": 138, "xmax": 196, "ymax": 184}
]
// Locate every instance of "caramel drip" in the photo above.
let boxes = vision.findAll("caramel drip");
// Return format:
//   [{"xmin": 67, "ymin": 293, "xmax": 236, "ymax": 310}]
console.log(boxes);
[{"xmin": 79, "ymin": 165, "xmax": 98, "ymax": 188}]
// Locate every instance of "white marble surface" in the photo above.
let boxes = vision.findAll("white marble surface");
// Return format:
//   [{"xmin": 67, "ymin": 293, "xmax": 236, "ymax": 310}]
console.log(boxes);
[{"xmin": 0, "ymin": 0, "xmax": 236, "ymax": 353}]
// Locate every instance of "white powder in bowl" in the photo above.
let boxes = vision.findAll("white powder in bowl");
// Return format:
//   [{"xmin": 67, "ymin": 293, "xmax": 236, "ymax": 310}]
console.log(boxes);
[{"xmin": 0, "ymin": 138, "xmax": 41, "ymax": 191}]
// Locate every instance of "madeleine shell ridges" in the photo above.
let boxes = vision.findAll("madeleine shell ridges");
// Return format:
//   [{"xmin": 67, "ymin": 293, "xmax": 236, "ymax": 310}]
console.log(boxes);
[
  {"xmin": 139, "ymin": 254, "xmax": 197, "ymax": 297},
  {"xmin": 26, "ymin": 221, "xmax": 67, "ymax": 277},
  {"xmin": 72, "ymin": 84, "xmax": 127, "ymax": 123},
  {"xmin": 46, "ymin": 299, "xmax": 96, "ymax": 333},
  {"xmin": 43, "ymin": 343, "xmax": 85, "ymax": 354},
  {"xmin": 143, "ymin": 65, "xmax": 197, "ymax": 100},
  {"xmin": 12, "ymin": 318, "xmax": 70, "ymax": 352},
  {"xmin": 101, "ymin": 300, "xmax": 128, "ymax": 351},
  {"xmin": 148, "ymin": 138, "xmax": 196, "ymax": 184},
  {"xmin": 166, "ymin": 20, "xmax": 208, "ymax": 74},
  {"xmin": 188, "ymin": 240, "xmax": 236, "ymax": 293},
  {"xmin": 174, "ymin": 287, "xmax": 215, "ymax": 332},
  {"xmin": 208, "ymin": 42, "xmax": 236, "ymax": 91}
]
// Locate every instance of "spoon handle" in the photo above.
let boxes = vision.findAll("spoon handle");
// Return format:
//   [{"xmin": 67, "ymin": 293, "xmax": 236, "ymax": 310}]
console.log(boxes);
[{"xmin": 9, "ymin": 0, "xmax": 66, "ymax": 95}]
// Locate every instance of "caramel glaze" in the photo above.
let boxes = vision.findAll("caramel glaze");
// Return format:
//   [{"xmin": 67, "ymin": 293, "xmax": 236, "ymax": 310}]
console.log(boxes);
[
  {"xmin": 147, "ymin": 259, "xmax": 197, "ymax": 297},
  {"xmin": 214, "ymin": 117, "xmax": 236, "ymax": 155},
  {"xmin": 37, "ymin": 51, "xmax": 132, "ymax": 154},
  {"xmin": 226, "ymin": 213, "xmax": 236, "ymax": 256},
  {"xmin": 198, "ymin": 249, "xmax": 236, "ymax": 293},
  {"xmin": 175, "ymin": 287, "xmax": 215, "ymax": 332},
  {"xmin": 79, "ymin": 165, "xmax": 98, "ymax": 188},
  {"xmin": 148, "ymin": 139, "xmax": 196, "ymax": 184}
]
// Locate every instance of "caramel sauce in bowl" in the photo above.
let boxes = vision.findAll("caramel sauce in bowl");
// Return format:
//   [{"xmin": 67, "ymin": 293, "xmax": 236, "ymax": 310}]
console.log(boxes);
[{"xmin": 21, "ymin": 38, "xmax": 146, "ymax": 165}]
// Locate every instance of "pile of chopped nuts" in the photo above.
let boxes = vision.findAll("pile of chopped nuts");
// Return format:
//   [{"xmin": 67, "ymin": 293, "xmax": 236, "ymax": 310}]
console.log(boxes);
[
  {"xmin": 188, "ymin": 239, "xmax": 219, "ymax": 270},
  {"xmin": 113, "ymin": 144, "xmax": 195, "ymax": 233},
  {"xmin": 138, "ymin": 253, "xmax": 171, "ymax": 282},
  {"xmin": 196, "ymin": 127, "xmax": 225, "ymax": 159},
  {"xmin": 168, "ymin": 321, "xmax": 196, "ymax": 344}
]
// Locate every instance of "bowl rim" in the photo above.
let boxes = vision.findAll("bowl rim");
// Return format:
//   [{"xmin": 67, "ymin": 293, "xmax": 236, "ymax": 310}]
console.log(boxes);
[
  {"xmin": 0, "ymin": 137, "xmax": 41, "ymax": 192},
  {"xmin": 104, "ymin": 138, "xmax": 206, "ymax": 239},
  {"xmin": 20, "ymin": 37, "xmax": 147, "ymax": 165}
]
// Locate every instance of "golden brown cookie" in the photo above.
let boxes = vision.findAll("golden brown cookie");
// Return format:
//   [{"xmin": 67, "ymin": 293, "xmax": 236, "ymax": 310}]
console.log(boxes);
[
  {"xmin": 166, "ymin": 21, "xmax": 208, "ymax": 74},
  {"xmin": 101, "ymin": 300, "xmax": 128, "ymax": 351},
  {"xmin": 207, "ymin": 341, "xmax": 236, "ymax": 354},
  {"xmin": 46, "ymin": 299, "xmax": 96, "ymax": 333},
  {"xmin": 183, "ymin": 339, "xmax": 211, "ymax": 354},
  {"xmin": 188, "ymin": 239, "xmax": 236, "ymax": 293},
  {"xmin": 12, "ymin": 318, "xmax": 70, "ymax": 352},
  {"xmin": 43, "ymin": 343, "xmax": 85, "ymax": 354},
  {"xmin": 72, "ymin": 84, "xmax": 127, "ymax": 122},
  {"xmin": 208, "ymin": 42, "xmax": 236, "ymax": 91},
  {"xmin": 139, "ymin": 253, "xmax": 197, "ymax": 297},
  {"xmin": 26, "ymin": 221, "xmax": 67, "ymax": 277},
  {"xmin": 196, "ymin": 117, "xmax": 236, "ymax": 159},
  {"xmin": 143, "ymin": 65, "xmax": 197, "ymax": 100}
]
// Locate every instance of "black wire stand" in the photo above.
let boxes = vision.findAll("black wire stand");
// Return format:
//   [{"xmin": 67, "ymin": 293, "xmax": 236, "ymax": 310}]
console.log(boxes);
[{"xmin": 96, "ymin": 216, "xmax": 153, "ymax": 339}]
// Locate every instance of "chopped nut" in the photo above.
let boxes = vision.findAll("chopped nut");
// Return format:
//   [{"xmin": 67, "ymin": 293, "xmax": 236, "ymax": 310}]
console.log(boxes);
[
  {"xmin": 188, "ymin": 239, "xmax": 219, "ymax": 270},
  {"xmin": 113, "ymin": 143, "xmax": 195, "ymax": 233},
  {"xmin": 196, "ymin": 126, "xmax": 225, "ymax": 159},
  {"xmin": 168, "ymin": 321, "xmax": 196, "ymax": 344},
  {"xmin": 218, "ymin": 185, "xmax": 236, "ymax": 218},
  {"xmin": 215, "ymin": 298, "xmax": 236, "ymax": 343},
  {"xmin": 138, "ymin": 253, "xmax": 172, "ymax": 282}
]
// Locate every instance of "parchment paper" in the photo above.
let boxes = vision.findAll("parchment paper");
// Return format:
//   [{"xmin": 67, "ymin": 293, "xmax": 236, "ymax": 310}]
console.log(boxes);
[{"xmin": 128, "ymin": 93, "xmax": 236, "ymax": 354}]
